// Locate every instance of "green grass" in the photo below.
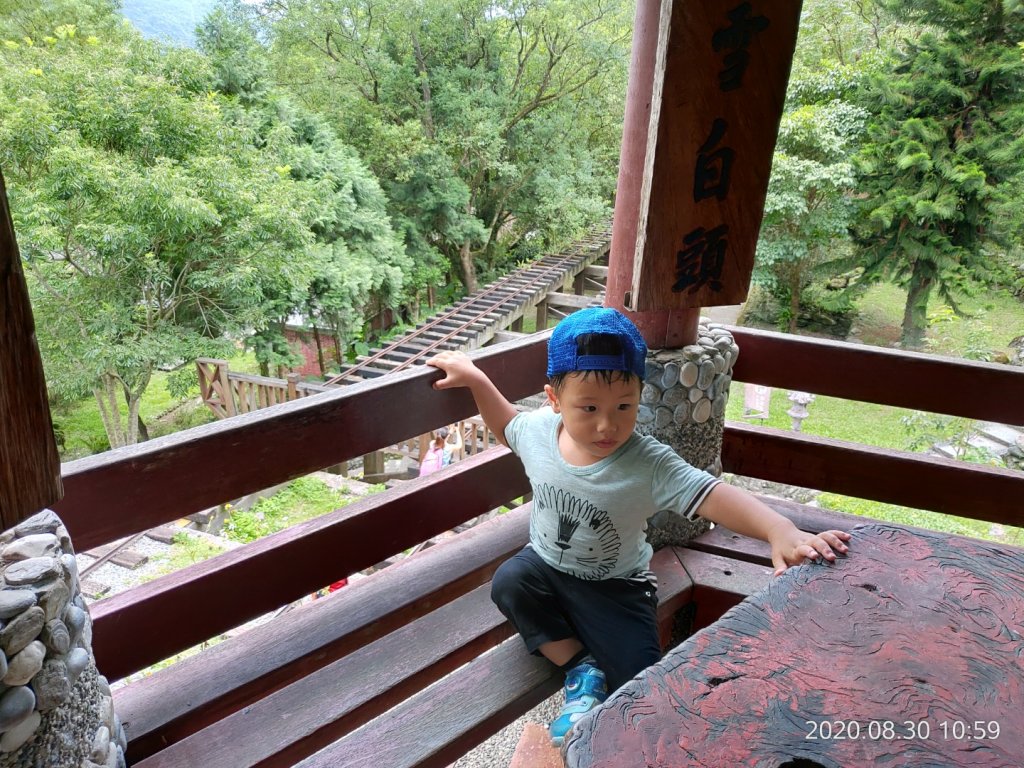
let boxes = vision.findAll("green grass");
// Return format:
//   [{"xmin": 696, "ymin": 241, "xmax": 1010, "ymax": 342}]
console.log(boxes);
[
  {"xmin": 155, "ymin": 531, "xmax": 230, "ymax": 575},
  {"xmin": 221, "ymin": 476, "xmax": 362, "ymax": 544},
  {"xmin": 853, "ymin": 282, "xmax": 1024, "ymax": 359},
  {"xmin": 817, "ymin": 493, "xmax": 1024, "ymax": 549},
  {"xmin": 726, "ymin": 384, "xmax": 914, "ymax": 450},
  {"xmin": 55, "ymin": 371, "xmax": 193, "ymax": 459},
  {"xmin": 53, "ymin": 349, "xmax": 260, "ymax": 460}
]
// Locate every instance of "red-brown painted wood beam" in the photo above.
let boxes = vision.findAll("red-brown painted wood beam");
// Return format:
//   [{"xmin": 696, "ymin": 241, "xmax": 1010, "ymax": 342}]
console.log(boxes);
[
  {"xmin": 0, "ymin": 168, "xmax": 63, "ymax": 528},
  {"xmin": 730, "ymin": 325, "xmax": 1024, "ymax": 425},
  {"xmin": 115, "ymin": 503, "xmax": 534, "ymax": 756},
  {"xmin": 723, "ymin": 422, "xmax": 1024, "ymax": 526},
  {"xmin": 91, "ymin": 448, "xmax": 529, "ymax": 682},
  {"xmin": 56, "ymin": 332, "xmax": 550, "ymax": 551}
]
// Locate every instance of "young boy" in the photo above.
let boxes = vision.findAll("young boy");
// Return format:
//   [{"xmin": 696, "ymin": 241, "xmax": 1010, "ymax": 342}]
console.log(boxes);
[{"xmin": 427, "ymin": 307, "xmax": 850, "ymax": 746}]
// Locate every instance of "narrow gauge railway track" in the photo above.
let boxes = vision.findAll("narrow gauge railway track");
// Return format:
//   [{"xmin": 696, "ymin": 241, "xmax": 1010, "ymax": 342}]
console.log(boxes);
[{"xmin": 325, "ymin": 225, "xmax": 610, "ymax": 384}]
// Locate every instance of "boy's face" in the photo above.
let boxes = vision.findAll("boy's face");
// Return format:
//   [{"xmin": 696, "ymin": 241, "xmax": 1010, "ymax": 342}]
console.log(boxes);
[{"xmin": 544, "ymin": 372, "xmax": 641, "ymax": 465}]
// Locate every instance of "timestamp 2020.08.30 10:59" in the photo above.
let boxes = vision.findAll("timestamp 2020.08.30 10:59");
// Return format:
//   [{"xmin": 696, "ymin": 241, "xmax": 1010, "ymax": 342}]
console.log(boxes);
[{"xmin": 805, "ymin": 719, "xmax": 1001, "ymax": 742}]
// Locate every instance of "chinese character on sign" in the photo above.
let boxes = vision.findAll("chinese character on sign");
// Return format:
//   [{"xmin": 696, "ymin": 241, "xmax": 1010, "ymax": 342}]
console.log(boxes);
[
  {"xmin": 693, "ymin": 118, "xmax": 735, "ymax": 202},
  {"xmin": 673, "ymin": 225, "xmax": 727, "ymax": 293},
  {"xmin": 712, "ymin": 2, "xmax": 770, "ymax": 91}
]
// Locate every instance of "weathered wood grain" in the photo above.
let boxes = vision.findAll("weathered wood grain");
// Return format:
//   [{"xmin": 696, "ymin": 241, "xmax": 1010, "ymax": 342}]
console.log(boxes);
[
  {"xmin": 0, "ymin": 168, "xmax": 62, "ymax": 528},
  {"xmin": 566, "ymin": 524, "xmax": 1024, "ymax": 767},
  {"xmin": 116, "ymin": 502, "xmax": 531, "ymax": 759},
  {"xmin": 132, "ymin": 584, "xmax": 515, "ymax": 768}
]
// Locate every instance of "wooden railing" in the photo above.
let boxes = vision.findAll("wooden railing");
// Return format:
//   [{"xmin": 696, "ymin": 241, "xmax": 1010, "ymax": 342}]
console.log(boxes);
[
  {"xmin": 197, "ymin": 358, "xmax": 498, "ymax": 475},
  {"xmin": 196, "ymin": 358, "xmax": 331, "ymax": 418},
  {"xmin": 52, "ymin": 329, "xmax": 1024, "ymax": 765},
  {"xmin": 57, "ymin": 329, "xmax": 1024, "ymax": 679}
]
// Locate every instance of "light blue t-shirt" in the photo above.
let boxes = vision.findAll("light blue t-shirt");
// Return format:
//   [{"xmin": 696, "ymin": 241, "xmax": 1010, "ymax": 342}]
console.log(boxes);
[{"xmin": 504, "ymin": 408, "xmax": 719, "ymax": 581}]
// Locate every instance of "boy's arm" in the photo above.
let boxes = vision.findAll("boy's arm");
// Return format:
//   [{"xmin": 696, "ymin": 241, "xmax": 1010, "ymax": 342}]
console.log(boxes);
[
  {"xmin": 697, "ymin": 483, "xmax": 851, "ymax": 576},
  {"xmin": 426, "ymin": 351, "xmax": 518, "ymax": 447}
]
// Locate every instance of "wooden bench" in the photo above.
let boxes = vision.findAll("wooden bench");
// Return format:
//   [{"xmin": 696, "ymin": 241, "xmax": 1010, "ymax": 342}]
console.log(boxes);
[
  {"xmin": 118, "ymin": 504, "xmax": 693, "ymax": 768},
  {"xmin": 115, "ymin": 488, "xmax": 864, "ymax": 768}
]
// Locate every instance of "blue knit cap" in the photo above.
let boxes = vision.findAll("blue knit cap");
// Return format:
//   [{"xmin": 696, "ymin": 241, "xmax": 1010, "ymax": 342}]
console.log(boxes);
[{"xmin": 547, "ymin": 307, "xmax": 647, "ymax": 380}]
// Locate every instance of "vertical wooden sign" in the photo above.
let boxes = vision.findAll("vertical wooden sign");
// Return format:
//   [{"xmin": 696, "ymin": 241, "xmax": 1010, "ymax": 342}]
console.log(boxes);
[
  {"xmin": 626, "ymin": 0, "xmax": 801, "ymax": 312},
  {"xmin": 0, "ymin": 168, "xmax": 63, "ymax": 529}
]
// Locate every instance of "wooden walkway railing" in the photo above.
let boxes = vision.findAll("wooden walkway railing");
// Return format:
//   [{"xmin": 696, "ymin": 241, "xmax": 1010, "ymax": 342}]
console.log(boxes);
[
  {"xmin": 196, "ymin": 360, "xmax": 332, "ymax": 419},
  {"xmin": 52, "ymin": 329, "xmax": 1024, "ymax": 766}
]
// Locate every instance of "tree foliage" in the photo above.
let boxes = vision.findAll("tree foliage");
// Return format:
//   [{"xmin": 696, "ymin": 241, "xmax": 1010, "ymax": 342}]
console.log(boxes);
[
  {"xmin": 752, "ymin": 0, "xmax": 897, "ymax": 330},
  {"xmin": 197, "ymin": 7, "xmax": 410, "ymax": 372},
  {"xmin": 756, "ymin": 93, "xmax": 867, "ymax": 331},
  {"xmin": 248, "ymin": 0, "xmax": 630, "ymax": 294},
  {"xmin": 850, "ymin": 0, "xmax": 1024, "ymax": 345},
  {"xmin": 0, "ymin": 2, "xmax": 405, "ymax": 446}
]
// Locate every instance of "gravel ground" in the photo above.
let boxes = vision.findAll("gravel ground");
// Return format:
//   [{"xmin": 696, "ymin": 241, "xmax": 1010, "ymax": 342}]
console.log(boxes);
[
  {"xmin": 449, "ymin": 691, "xmax": 563, "ymax": 768},
  {"xmin": 74, "ymin": 527, "xmax": 237, "ymax": 601}
]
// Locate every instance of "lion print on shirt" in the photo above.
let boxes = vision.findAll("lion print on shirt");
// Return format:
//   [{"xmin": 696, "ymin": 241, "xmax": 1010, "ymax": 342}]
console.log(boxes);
[{"xmin": 533, "ymin": 483, "xmax": 621, "ymax": 579}]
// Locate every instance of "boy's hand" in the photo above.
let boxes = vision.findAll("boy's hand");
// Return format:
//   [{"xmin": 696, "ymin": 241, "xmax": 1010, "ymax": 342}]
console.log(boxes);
[
  {"xmin": 425, "ymin": 350, "xmax": 518, "ymax": 447},
  {"xmin": 769, "ymin": 525, "xmax": 851, "ymax": 577},
  {"xmin": 427, "ymin": 351, "xmax": 484, "ymax": 390}
]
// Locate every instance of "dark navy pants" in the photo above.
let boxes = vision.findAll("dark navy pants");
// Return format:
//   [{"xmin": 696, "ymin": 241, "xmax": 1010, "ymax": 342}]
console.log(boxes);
[{"xmin": 490, "ymin": 546, "xmax": 662, "ymax": 692}]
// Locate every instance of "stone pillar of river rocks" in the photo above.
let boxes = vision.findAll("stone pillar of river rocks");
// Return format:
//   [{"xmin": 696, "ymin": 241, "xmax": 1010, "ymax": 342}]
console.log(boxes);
[
  {"xmin": 0, "ymin": 510, "xmax": 126, "ymax": 768},
  {"xmin": 638, "ymin": 320, "xmax": 738, "ymax": 551}
]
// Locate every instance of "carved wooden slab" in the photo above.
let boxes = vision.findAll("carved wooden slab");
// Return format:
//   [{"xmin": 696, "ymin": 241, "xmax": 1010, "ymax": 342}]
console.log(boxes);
[
  {"xmin": 565, "ymin": 523, "xmax": 1024, "ymax": 767},
  {"xmin": 628, "ymin": 0, "xmax": 800, "ymax": 312}
]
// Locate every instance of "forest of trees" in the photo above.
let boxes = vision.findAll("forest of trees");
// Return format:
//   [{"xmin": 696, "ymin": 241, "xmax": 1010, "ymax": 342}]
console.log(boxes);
[{"xmin": 1, "ymin": 0, "xmax": 1022, "ymax": 449}]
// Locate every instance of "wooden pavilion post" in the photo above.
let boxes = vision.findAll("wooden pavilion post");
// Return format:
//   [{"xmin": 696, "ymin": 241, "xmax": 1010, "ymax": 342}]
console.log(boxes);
[
  {"xmin": 0, "ymin": 167, "xmax": 63, "ymax": 528},
  {"xmin": 0, "ymin": 169, "xmax": 128, "ymax": 764}
]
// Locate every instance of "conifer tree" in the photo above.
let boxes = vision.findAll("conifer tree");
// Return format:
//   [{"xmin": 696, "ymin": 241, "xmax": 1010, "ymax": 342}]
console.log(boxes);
[{"xmin": 852, "ymin": 0, "xmax": 1024, "ymax": 346}]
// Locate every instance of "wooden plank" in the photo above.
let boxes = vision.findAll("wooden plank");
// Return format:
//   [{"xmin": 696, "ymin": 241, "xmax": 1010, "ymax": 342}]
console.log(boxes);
[
  {"xmin": 290, "ymin": 548, "xmax": 692, "ymax": 768},
  {"xmin": 568, "ymin": 525, "xmax": 1024, "ymax": 767},
  {"xmin": 146, "ymin": 526, "xmax": 181, "ymax": 545},
  {"xmin": 545, "ymin": 292, "xmax": 600, "ymax": 310},
  {"xmin": 722, "ymin": 423, "xmax": 1024, "ymax": 526},
  {"xmin": 0, "ymin": 167, "xmax": 63, "ymax": 527},
  {"xmin": 675, "ymin": 547, "xmax": 769, "ymax": 633},
  {"xmin": 114, "ymin": 503, "xmax": 532, "ymax": 759},
  {"xmin": 629, "ymin": 0, "xmax": 800, "ymax": 311},
  {"xmin": 295, "ymin": 636, "xmax": 559, "ymax": 768},
  {"xmin": 730, "ymin": 325, "xmax": 1024, "ymax": 425},
  {"xmin": 55, "ymin": 332, "xmax": 550, "ymax": 552},
  {"xmin": 122, "ymin": 543, "xmax": 691, "ymax": 766},
  {"xmin": 95, "ymin": 449, "xmax": 529, "ymax": 682},
  {"xmin": 133, "ymin": 585, "xmax": 515, "ymax": 768},
  {"xmin": 82, "ymin": 543, "xmax": 149, "ymax": 570},
  {"xmin": 492, "ymin": 330, "xmax": 527, "ymax": 344}
]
